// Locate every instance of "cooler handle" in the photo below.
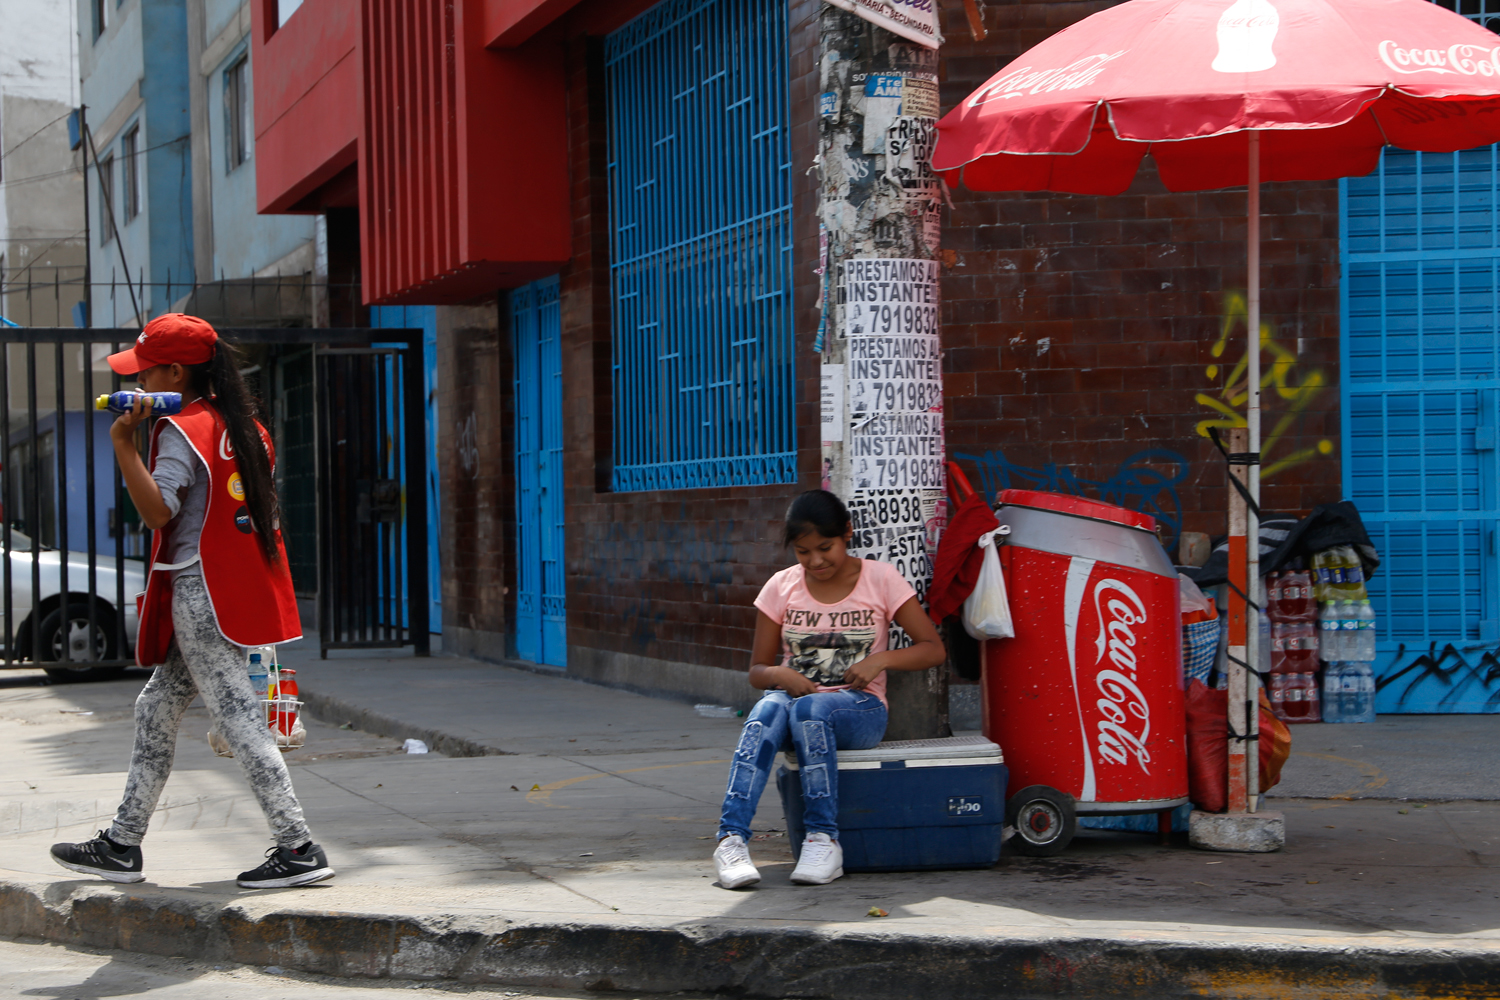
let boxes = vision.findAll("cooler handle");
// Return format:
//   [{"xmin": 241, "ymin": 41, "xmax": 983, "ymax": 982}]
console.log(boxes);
[{"xmin": 946, "ymin": 461, "xmax": 976, "ymax": 505}]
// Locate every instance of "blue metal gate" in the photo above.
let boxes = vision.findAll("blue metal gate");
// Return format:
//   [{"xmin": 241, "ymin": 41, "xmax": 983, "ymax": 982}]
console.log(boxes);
[
  {"xmin": 370, "ymin": 305, "xmax": 442, "ymax": 635},
  {"xmin": 1342, "ymin": 147, "xmax": 1500, "ymax": 712},
  {"xmin": 513, "ymin": 277, "xmax": 566, "ymax": 667},
  {"xmin": 605, "ymin": 0, "xmax": 795, "ymax": 492}
]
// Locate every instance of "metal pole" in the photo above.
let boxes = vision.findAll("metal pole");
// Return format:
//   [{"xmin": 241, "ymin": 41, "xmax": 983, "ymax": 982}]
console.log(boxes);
[
  {"xmin": 1226, "ymin": 427, "xmax": 1251, "ymax": 814},
  {"xmin": 79, "ymin": 106, "xmax": 92, "ymax": 330},
  {"xmin": 1246, "ymin": 131, "xmax": 1262, "ymax": 811}
]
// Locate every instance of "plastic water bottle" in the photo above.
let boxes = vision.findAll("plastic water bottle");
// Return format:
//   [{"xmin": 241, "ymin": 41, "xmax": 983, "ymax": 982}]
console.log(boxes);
[
  {"xmin": 1344, "ymin": 599, "xmax": 1368, "ymax": 659},
  {"xmin": 1353, "ymin": 599, "xmax": 1377, "ymax": 661},
  {"xmin": 247, "ymin": 652, "xmax": 269, "ymax": 701},
  {"xmin": 95, "ymin": 391, "xmax": 183, "ymax": 415},
  {"xmin": 1341, "ymin": 661, "xmax": 1376, "ymax": 723},
  {"xmin": 1318, "ymin": 601, "xmax": 1341, "ymax": 661},
  {"xmin": 1322, "ymin": 663, "xmax": 1345, "ymax": 723}
]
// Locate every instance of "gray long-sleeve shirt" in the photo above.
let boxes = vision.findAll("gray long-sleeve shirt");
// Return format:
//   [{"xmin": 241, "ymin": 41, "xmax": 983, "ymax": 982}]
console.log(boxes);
[{"xmin": 151, "ymin": 423, "xmax": 207, "ymax": 578}]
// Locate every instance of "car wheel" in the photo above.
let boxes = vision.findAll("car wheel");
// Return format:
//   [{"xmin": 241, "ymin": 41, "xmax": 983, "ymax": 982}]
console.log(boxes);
[{"xmin": 37, "ymin": 604, "xmax": 124, "ymax": 682}]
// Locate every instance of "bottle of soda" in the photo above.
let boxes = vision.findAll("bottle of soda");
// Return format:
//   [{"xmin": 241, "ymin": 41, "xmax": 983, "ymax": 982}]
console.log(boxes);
[
  {"xmin": 1268, "ymin": 672, "xmax": 1289, "ymax": 720},
  {"xmin": 1281, "ymin": 569, "xmax": 1316, "ymax": 621},
  {"xmin": 95, "ymin": 391, "xmax": 184, "ymax": 415},
  {"xmin": 1285, "ymin": 621, "xmax": 1318, "ymax": 673},
  {"xmin": 1270, "ymin": 621, "xmax": 1289, "ymax": 673},
  {"xmin": 276, "ymin": 669, "xmax": 299, "ymax": 735},
  {"xmin": 1302, "ymin": 671, "xmax": 1322, "ymax": 722},
  {"xmin": 1311, "ymin": 550, "xmax": 1335, "ymax": 603}
]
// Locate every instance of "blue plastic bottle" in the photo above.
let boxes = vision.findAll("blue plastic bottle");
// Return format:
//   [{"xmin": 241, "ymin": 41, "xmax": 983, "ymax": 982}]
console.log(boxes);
[{"xmin": 95, "ymin": 391, "xmax": 183, "ymax": 415}]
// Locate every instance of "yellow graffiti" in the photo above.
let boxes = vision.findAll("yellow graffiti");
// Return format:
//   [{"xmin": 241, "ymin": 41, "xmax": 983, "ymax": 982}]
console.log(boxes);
[{"xmin": 1194, "ymin": 292, "xmax": 1334, "ymax": 482}]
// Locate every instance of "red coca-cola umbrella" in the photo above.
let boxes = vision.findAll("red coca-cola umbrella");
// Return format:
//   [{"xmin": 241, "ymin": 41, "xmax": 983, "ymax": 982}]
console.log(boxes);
[
  {"xmin": 934, "ymin": 0, "xmax": 1500, "ymax": 821},
  {"xmin": 934, "ymin": 0, "xmax": 1500, "ymax": 195}
]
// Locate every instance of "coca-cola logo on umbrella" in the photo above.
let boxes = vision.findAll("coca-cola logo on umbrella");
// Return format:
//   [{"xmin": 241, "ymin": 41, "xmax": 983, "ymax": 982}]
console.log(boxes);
[
  {"xmin": 966, "ymin": 52, "xmax": 1125, "ymax": 106},
  {"xmin": 1379, "ymin": 41, "xmax": 1500, "ymax": 77}
]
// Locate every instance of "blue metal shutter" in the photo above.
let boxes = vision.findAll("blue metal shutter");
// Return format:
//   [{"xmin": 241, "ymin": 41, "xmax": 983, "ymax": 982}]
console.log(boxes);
[
  {"xmin": 1342, "ymin": 147, "xmax": 1500, "ymax": 712},
  {"xmin": 605, "ymin": 0, "xmax": 796, "ymax": 492},
  {"xmin": 513, "ymin": 277, "xmax": 566, "ymax": 667}
]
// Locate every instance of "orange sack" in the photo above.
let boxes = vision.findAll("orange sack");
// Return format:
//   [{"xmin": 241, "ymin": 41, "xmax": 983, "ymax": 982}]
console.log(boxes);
[{"xmin": 1186, "ymin": 680, "xmax": 1292, "ymax": 814}]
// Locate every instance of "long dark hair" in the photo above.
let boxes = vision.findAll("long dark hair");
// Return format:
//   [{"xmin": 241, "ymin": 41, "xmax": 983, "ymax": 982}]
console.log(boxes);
[
  {"xmin": 782, "ymin": 490, "xmax": 851, "ymax": 547},
  {"xmin": 186, "ymin": 343, "xmax": 281, "ymax": 563}
]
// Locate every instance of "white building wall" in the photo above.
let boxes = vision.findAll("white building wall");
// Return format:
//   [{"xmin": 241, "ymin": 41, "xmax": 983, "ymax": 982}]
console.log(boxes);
[{"xmin": 0, "ymin": 0, "xmax": 83, "ymax": 325}]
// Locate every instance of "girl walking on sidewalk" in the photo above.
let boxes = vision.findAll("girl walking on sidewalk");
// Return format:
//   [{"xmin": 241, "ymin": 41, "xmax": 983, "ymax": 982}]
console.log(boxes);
[
  {"xmin": 50, "ymin": 314, "xmax": 332, "ymax": 889},
  {"xmin": 712, "ymin": 490, "xmax": 946, "ymax": 888}
]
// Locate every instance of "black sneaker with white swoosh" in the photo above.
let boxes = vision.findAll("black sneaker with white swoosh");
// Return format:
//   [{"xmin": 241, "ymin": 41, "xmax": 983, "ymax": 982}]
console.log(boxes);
[
  {"xmin": 237, "ymin": 842, "xmax": 335, "ymax": 888},
  {"xmin": 50, "ymin": 832, "xmax": 146, "ymax": 883}
]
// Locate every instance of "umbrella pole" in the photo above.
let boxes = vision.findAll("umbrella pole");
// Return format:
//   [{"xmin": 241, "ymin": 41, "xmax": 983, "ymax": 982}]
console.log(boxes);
[{"xmin": 1244, "ymin": 131, "xmax": 1263, "ymax": 813}]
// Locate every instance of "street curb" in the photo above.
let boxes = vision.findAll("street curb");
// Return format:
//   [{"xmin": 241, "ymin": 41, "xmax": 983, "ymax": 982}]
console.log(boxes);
[
  {"xmin": 1, "ymin": 877, "xmax": 1497, "ymax": 998},
  {"xmin": 296, "ymin": 687, "xmax": 507, "ymax": 758}
]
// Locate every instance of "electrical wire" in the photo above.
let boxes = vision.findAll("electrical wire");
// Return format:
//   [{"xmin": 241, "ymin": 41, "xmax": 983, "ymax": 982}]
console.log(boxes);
[{"xmin": 0, "ymin": 111, "xmax": 72, "ymax": 165}]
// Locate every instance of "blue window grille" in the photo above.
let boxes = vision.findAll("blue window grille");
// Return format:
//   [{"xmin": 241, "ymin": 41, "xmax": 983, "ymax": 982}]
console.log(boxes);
[{"xmin": 605, "ymin": 0, "xmax": 796, "ymax": 492}]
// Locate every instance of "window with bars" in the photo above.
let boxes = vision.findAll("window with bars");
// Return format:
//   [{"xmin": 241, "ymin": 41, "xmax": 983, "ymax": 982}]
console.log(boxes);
[
  {"xmin": 98, "ymin": 154, "xmax": 115, "ymax": 244},
  {"xmin": 121, "ymin": 126, "xmax": 140, "ymax": 221},
  {"xmin": 605, "ymin": 0, "xmax": 796, "ymax": 493},
  {"xmin": 224, "ymin": 56, "xmax": 252, "ymax": 171}
]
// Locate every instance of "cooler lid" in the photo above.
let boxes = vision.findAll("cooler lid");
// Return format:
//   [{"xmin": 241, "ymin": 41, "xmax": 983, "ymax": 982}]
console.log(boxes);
[
  {"xmin": 998, "ymin": 489, "xmax": 1156, "ymax": 532},
  {"xmin": 781, "ymin": 734, "xmax": 1003, "ymax": 771}
]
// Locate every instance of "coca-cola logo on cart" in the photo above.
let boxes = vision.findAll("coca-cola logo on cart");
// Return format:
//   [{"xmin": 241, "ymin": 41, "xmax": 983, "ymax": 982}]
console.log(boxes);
[
  {"xmin": 1090, "ymin": 578, "xmax": 1154, "ymax": 774},
  {"xmin": 1379, "ymin": 41, "xmax": 1500, "ymax": 77}
]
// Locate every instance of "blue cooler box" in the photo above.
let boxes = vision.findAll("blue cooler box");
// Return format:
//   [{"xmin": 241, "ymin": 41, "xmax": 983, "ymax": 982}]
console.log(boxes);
[{"xmin": 776, "ymin": 735, "xmax": 1007, "ymax": 872}]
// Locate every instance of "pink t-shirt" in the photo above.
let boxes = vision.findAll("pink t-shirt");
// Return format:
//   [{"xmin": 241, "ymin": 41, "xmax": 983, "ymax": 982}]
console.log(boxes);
[{"xmin": 753, "ymin": 558, "xmax": 918, "ymax": 707}]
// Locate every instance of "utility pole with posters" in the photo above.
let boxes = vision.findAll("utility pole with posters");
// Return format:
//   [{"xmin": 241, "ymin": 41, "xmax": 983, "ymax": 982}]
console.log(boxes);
[{"xmin": 816, "ymin": 2, "xmax": 947, "ymax": 739}]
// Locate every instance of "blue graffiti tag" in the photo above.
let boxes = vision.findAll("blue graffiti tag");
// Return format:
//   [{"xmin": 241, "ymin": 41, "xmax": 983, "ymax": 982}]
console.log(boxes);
[{"xmin": 952, "ymin": 449, "xmax": 1189, "ymax": 548}]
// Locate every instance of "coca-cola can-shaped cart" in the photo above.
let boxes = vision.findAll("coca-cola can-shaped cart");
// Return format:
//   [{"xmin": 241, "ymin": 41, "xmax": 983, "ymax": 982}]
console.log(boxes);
[{"xmin": 981, "ymin": 489, "xmax": 1189, "ymax": 856}]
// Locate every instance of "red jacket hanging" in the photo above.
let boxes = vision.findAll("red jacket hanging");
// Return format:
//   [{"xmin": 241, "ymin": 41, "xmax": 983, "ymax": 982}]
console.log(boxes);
[{"xmin": 134, "ymin": 399, "xmax": 301, "ymax": 666}]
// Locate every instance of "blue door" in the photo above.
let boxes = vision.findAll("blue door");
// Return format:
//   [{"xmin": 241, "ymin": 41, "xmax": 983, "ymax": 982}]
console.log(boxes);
[
  {"xmin": 1342, "ymin": 147, "xmax": 1500, "ymax": 713},
  {"xmin": 369, "ymin": 305, "xmax": 442, "ymax": 635},
  {"xmin": 513, "ymin": 277, "xmax": 566, "ymax": 666}
]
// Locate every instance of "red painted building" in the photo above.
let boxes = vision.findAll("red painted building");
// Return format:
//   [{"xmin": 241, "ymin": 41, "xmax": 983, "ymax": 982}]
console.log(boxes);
[{"xmin": 253, "ymin": 0, "xmax": 1356, "ymax": 717}]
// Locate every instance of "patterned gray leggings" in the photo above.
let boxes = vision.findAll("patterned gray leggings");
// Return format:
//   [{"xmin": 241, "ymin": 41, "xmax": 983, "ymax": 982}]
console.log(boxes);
[{"xmin": 109, "ymin": 574, "xmax": 312, "ymax": 849}]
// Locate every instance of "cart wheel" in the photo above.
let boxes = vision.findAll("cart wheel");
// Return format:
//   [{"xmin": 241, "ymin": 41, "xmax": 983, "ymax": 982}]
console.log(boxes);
[{"xmin": 1006, "ymin": 785, "xmax": 1077, "ymax": 857}]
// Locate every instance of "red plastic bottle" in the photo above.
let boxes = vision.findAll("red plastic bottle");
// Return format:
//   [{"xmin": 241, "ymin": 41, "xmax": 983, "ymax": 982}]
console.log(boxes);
[{"xmin": 276, "ymin": 669, "xmax": 299, "ymax": 735}]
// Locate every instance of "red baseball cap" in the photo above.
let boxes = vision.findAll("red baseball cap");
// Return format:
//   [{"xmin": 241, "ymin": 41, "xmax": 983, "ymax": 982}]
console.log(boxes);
[{"xmin": 106, "ymin": 313, "xmax": 219, "ymax": 375}]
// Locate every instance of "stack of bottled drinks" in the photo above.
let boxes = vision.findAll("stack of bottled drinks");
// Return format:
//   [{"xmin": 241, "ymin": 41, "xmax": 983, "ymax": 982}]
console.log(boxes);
[
  {"xmin": 1266, "ymin": 565, "xmax": 1321, "ymax": 722},
  {"xmin": 1311, "ymin": 546, "xmax": 1377, "ymax": 724},
  {"xmin": 1265, "ymin": 548, "xmax": 1377, "ymax": 723}
]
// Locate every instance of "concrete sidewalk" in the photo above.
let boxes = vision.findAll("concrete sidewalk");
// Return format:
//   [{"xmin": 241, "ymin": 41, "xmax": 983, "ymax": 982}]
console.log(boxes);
[{"xmin": 0, "ymin": 647, "xmax": 1496, "ymax": 999}]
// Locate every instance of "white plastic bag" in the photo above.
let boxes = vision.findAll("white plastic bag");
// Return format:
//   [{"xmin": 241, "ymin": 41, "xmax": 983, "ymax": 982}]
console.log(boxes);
[{"xmin": 962, "ymin": 530, "xmax": 1014, "ymax": 640}]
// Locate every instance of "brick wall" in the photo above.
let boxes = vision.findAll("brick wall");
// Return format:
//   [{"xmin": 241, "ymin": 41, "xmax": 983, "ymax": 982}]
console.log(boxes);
[
  {"xmin": 936, "ymin": 0, "xmax": 1343, "ymax": 550},
  {"xmin": 550, "ymin": 0, "xmax": 824, "ymax": 705},
  {"xmin": 436, "ymin": 301, "xmax": 510, "ymax": 661},
  {"xmin": 477, "ymin": 0, "xmax": 1345, "ymax": 699}
]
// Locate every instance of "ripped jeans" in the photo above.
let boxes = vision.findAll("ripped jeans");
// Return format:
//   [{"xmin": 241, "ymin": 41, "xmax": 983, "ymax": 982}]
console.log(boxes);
[{"xmin": 717, "ymin": 688, "xmax": 887, "ymax": 843}]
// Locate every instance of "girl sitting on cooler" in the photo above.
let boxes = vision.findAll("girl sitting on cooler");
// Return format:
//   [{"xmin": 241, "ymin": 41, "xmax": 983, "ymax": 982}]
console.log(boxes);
[{"xmin": 713, "ymin": 490, "xmax": 946, "ymax": 887}]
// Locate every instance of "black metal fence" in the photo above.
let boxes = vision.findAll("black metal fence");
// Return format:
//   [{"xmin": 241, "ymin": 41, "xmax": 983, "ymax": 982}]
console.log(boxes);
[{"xmin": 0, "ymin": 323, "xmax": 428, "ymax": 677}]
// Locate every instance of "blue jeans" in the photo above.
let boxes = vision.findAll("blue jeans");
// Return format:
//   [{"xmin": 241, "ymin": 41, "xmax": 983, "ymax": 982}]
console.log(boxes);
[{"xmin": 717, "ymin": 688, "xmax": 888, "ymax": 842}]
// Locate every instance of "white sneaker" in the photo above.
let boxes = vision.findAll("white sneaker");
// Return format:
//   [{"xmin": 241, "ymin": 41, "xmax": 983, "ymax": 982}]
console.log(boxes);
[
  {"xmin": 790, "ymin": 832, "xmax": 843, "ymax": 885},
  {"xmin": 712, "ymin": 835, "xmax": 761, "ymax": 889}
]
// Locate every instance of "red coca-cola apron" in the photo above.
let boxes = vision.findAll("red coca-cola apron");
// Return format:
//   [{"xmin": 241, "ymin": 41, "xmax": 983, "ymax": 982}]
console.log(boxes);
[{"xmin": 134, "ymin": 399, "xmax": 301, "ymax": 666}]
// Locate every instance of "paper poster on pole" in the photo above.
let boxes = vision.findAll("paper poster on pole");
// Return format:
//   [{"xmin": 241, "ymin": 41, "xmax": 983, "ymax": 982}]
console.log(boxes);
[
  {"xmin": 821, "ymin": 364, "xmax": 845, "ymax": 442},
  {"xmin": 838, "ymin": 257, "xmax": 947, "ymax": 609},
  {"xmin": 826, "ymin": 0, "xmax": 943, "ymax": 49}
]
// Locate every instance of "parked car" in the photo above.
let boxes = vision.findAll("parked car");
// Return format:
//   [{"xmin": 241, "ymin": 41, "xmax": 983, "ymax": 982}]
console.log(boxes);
[{"xmin": 2, "ymin": 529, "xmax": 144, "ymax": 681}]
